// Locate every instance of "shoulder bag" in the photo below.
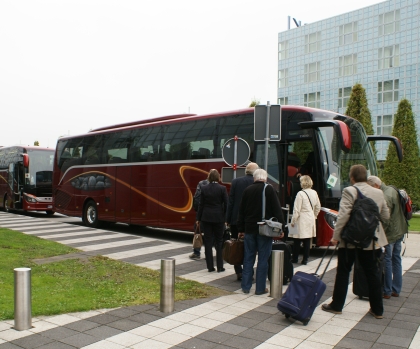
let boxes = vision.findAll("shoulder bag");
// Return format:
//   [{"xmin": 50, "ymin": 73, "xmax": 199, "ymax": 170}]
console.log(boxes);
[{"xmin": 258, "ymin": 183, "xmax": 283, "ymax": 237}]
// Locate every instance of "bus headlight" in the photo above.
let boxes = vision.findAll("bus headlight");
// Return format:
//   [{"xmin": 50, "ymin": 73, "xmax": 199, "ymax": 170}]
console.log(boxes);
[
  {"xmin": 324, "ymin": 213, "xmax": 337, "ymax": 229},
  {"xmin": 24, "ymin": 194, "xmax": 38, "ymax": 203}
]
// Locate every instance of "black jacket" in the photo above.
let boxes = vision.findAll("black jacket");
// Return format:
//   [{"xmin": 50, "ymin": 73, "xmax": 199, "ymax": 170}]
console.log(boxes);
[
  {"xmin": 226, "ymin": 174, "xmax": 254, "ymax": 225},
  {"xmin": 237, "ymin": 181, "xmax": 285, "ymax": 234},
  {"xmin": 197, "ymin": 182, "xmax": 228, "ymax": 223}
]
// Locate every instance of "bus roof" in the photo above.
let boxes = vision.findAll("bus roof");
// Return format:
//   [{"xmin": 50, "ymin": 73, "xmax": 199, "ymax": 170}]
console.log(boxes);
[
  {"xmin": 59, "ymin": 105, "xmax": 344, "ymax": 141},
  {"xmin": 0, "ymin": 145, "xmax": 54, "ymax": 152}
]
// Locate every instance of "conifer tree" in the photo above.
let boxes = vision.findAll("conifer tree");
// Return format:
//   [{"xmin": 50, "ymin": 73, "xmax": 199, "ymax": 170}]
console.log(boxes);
[
  {"xmin": 382, "ymin": 99, "xmax": 420, "ymax": 206},
  {"xmin": 249, "ymin": 98, "xmax": 260, "ymax": 107}
]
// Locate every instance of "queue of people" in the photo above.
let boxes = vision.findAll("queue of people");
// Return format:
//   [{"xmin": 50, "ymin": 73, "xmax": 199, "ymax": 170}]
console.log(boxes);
[{"xmin": 191, "ymin": 163, "xmax": 407, "ymax": 318}]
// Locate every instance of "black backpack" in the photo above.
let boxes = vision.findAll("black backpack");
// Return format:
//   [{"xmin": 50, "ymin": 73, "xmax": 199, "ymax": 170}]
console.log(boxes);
[{"xmin": 341, "ymin": 186, "xmax": 380, "ymax": 249}]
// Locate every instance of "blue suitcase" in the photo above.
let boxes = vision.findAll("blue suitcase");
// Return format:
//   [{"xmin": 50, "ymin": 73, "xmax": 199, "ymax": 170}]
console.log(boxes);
[{"xmin": 277, "ymin": 245, "xmax": 337, "ymax": 325}]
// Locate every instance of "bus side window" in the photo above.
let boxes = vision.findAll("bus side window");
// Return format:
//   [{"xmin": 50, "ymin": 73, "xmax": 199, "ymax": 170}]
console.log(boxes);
[{"xmin": 198, "ymin": 148, "xmax": 210, "ymax": 159}]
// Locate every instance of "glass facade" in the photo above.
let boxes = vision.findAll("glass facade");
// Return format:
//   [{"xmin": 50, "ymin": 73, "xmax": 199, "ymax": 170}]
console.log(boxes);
[{"xmin": 277, "ymin": 0, "xmax": 420, "ymax": 160}]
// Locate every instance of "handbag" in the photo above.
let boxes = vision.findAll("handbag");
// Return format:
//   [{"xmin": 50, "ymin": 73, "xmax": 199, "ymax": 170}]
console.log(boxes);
[
  {"xmin": 192, "ymin": 223, "xmax": 203, "ymax": 249},
  {"xmin": 258, "ymin": 183, "xmax": 282, "ymax": 238},
  {"xmin": 223, "ymin": 238, "xmax": 244, "ymax": 265}
]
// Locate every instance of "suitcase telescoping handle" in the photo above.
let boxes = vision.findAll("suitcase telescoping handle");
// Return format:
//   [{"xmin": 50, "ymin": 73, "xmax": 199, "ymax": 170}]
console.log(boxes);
[{"xmin": 314, "ymin": 243, "xmax": 338, "ymax": 280}]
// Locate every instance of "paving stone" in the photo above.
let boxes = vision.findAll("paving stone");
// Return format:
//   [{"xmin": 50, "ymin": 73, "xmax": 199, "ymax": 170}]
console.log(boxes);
[
  {"xmin": 196, "ymin": 330, "xmax": 235, "ymax": 344},
  {"xmin": 63, "ymin": 320, "xmax": 100, "ymax": 332},
  {"xmin": 177, "ymin": 337, "xmax": 217, "ymax": 349},
  {"xmin": 84, "ymin": 325, "xmax": 123, "ymax": 340},
  {"xmin": 86, "ymin": 313, "xmax": 122, "ymax": 325},
  {"xmin": 383, "ymin": 326, "xmax": 417, "ymax": 339},
  {"xmin": 353, "ymin": 322, "xmax": 387, "ymax": 333},
  {"xmin": 253, "ymin": 321, "xmax": 288, "ymax": 334},
  {"xmin": 213, "ymin": 323, "xmax": 247, "ymax": 335},
  {"xmin": 360, "ymin": 315, "xmax": 391, "ymax": 326},
  {"xmin": 227, "ymin": 316, "xmax": 261, "ymax": 328},
  {"xmin": 398, "ymin": 307, "xmax": 420, "ymax": 316},
  {"xmin": 127, "ymin": 312, "xmax": 161, "ymax": 324},
  {"xmin": 387, "ymin": 319, "xmax": 420, "ymax": 331},
  {"xmin": 336, "ymin": 337, "xmax": 374, "ymax": 349},
  {"xmin": 59, "ymin": 333, "xmax": 98, "ymax": 347},
  {"xmin": 106, "ymin": 307, "xmax": 139, "ymax": 318},
  {"xmin": 126, "ymin": 304, "xmax": 156, "ymax": 312},
  {"xmin": 393, "ymin": 313, "xmax": 420, "ymax": 324},
  {"xmin": 345, "ymin": 329, "xmax": 380, "ymax": 342},
  {"xmin": 222, "ymin": 335, "xmax": 262, "ymax": 349},
  {"xmin": 107, "ymin": 318, "xmax": 142, "ymax": 331},
  {"xmin": 0, "ymin": 343, "xmax": 26, "ymax": 349},
  {"xmin": 36, "ymin": 343, "xmax": 76, "ymax": 349},
  {"xmin": 240, "ymin": 328, "xmax": 274, "ymax": 342},
  {"xmin": 240, "ymin": 310, "xmax": 272, "ymax": 322},
  {"xmin": 39, "ymin": 327, "xmax": 79, "ymax": 340},
  {"xmin": 10, "ymin": 334, "xmax": 54, "ymax": 349},
  {"xmin": 376, "ymin": 334, "xmax": 412, "ymax": 348}
]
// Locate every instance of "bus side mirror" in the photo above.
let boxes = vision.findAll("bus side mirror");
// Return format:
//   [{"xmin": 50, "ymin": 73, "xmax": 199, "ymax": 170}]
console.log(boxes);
[
  {"xmin": 367, "ymin": 135, "xmax": 403, "ymax": 163},
  {"xmin": 23, "ymin": 154, "xmax": 29, "ymax": 168}
]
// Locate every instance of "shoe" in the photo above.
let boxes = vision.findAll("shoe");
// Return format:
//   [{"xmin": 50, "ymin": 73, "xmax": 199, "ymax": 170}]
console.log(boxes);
[
  {"xmin": 368, "ymin": 309, "xmax": 383, "ymax": 319},
  {"xmin": 383, "ymin": 294, "xmax": 391, "ymax": 299},
  {"xmin": 189, "ymin": 253, "xmax": 200, "ymax": 259},
  {"xmin": 242, "ymin": 289, "xmax": 250, "ymax": 294},
  {"xmin": 208, "ymin": 268, "xmax": 215, "ymax": 272},
  {"xmin": 255, "ymin": 288, "xmax": 269, "ymax": 295},
  {"xmin": 237, "ymin": 273, "xmax": 242, "ymax": 281},
  {"xmin": 301, "ymin": 260, "xmax": 308, "ymax": 265},
  {"xmin": 391, "ymin": 292, "xmax": 399, "ymax": 297},
  {"xmin": 217, "ymin": 268, "xmax": 225, "ymax": 273},
  {"xmin": 321, "ymin": 303, "xmax": 342, "ymax": 314}
]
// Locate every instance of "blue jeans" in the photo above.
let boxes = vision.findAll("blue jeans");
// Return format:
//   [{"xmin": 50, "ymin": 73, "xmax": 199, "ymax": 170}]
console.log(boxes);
[
  {"xmin": 384, "ymin": 236, "xmax": 403, "ymax": 296},
  {"xmin": 241, "ymin": 233, "xmax": 272, "ymax": 294}
]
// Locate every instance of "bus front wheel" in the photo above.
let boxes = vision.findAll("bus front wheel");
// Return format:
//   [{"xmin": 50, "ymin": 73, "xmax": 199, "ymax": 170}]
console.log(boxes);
[
  {"xmin": 4, "ymin": 195, "xmax": 11, "ymax": 213},
  {"xmin": 83, "ymin": 200, "xmax": 100, "ymax": 228}
]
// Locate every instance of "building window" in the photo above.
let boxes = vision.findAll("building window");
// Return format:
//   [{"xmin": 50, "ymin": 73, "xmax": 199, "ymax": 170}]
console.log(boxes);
[
  {"xmin": 376, "ymin": 115, "xmax": 393, "ymax": 135},
  {"xmin": 305, "ymin": 32, "xmax": 321, "ymax": 53},
  {"xmin": 378, "ymin": 80, "xmax": 399, "ymax": 103},
  {"xmin": 304, "ymin": 92, "xmax": 320, "ymax": 108},
  {"xmin": 338, "ymin": 87, "xmax": 352, "ymax": 108},
  {"xmin": 304, "ymin": 62, "xmax": 320, "ymax": 82},
  {"xmin": 378, "ymin": 45, "xmax": 399, "ymax": 69},
  {"xmin": 339, "ymin": 22, "xmax": 357, "ymax": 45},
  {"xmin": 339, "ymin": 54, "xmax": 357, "ymax": 77},
  {"xmin": 278, "ymin": 69, "xmax": 288, "ymax": 88},
  {"xmin": 278, "ymin": 41, "xmax": 288, "ymax": 60},
  {"xmin": 379, "ymin": 10, "xmax": 400, "ymax": 36},
  {"xmin": 278, "ymin": 97, "xmax": 288, "ymax": 105}
]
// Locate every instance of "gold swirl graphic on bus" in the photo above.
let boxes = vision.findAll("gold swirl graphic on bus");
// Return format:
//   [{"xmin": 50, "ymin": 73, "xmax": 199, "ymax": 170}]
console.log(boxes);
[{"xmin": 65, "ymin": 166, "xmax": 208, "ymax": 213}]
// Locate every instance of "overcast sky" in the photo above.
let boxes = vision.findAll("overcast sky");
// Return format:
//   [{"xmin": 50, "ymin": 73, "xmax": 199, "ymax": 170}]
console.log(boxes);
[{"xmin": 0, "ymin": 0, "xmax": 383, "ymax": 148}]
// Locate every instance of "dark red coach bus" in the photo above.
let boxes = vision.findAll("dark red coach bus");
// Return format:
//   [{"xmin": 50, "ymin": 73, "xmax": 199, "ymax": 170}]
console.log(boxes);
[
  {"xmin": 0, "ymin": 146, "xmax": 55, "ymax": 214},
  {"xmin": 52, "ymin": 106, "xmax": 402, "ymax": 246}
]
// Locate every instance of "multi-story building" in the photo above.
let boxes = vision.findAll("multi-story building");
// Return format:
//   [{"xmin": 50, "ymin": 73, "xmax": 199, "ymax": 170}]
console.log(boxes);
[{"xmin": 277, "ymin": 0, "xmax": 419, "ymax": 159}]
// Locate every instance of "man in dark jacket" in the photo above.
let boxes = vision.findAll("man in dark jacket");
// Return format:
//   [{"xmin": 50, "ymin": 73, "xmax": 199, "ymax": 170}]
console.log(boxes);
[
  {"xmin": 226, "ymin": 162, "xmax": 259, "ymax": 280},
  {"xmin": 237, "ymin": 169, "xmax": 285, "ymax": 295},
  {"xmin": 368, "ymin": 175, "xmax": 408, "ymax": 298}
]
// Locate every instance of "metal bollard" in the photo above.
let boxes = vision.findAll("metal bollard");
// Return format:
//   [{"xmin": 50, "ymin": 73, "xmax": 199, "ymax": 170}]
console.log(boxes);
[
  {"xmin": 270, "ymin": 250, "xmax": 284, "ymax": 299},
  {"xmin": 160, "ymin": 258, "xmax": 175, "ymax": 313},
  {"xmin": 14, "ymin": 268, "xmax": 32, "ymax": 331}
]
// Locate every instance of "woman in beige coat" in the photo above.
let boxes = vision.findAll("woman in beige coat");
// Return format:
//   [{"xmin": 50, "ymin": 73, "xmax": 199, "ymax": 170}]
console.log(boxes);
[{"xmin": 290, "ymin": 175, "xmax": 321, "ymax": 265}]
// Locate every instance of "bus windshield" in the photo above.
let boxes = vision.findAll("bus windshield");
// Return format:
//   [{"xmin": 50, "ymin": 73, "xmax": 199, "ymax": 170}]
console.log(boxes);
[{"xmin": 26, "ymin": 150, "xmax": 54, "ymax": 186}]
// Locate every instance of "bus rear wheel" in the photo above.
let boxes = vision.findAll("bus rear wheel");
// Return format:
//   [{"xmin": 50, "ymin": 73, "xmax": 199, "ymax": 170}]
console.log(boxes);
[
  {"xmin": 83, "ymin": 200, "xmax": 100, "ymax": 228},
  {"xmin": 45, "ymin": 210, "xmax": 55, "ymax": 215}
]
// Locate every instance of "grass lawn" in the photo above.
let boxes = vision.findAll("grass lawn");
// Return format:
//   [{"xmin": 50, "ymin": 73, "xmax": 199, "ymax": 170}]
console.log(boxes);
[
  {"xmin": 408, "ymin": 214, "xmax": 420, "ymax": 232},
  {"xmin": 0, "ymin": 228, "xmax": 228, "ymax": 320}
]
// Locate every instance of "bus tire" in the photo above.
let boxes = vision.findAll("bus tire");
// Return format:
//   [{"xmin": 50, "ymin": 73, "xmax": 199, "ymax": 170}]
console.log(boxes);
[
  {"xmin": 45, "ymin": 210, "xmax": 55, "ymax": 215},
  {"xmin": 83, "ymin": 200, "xmax": 100, "ymax": 228},
  {"xmin": 4, "ymin": 195, "xmax": 11, "ymax": 213}
]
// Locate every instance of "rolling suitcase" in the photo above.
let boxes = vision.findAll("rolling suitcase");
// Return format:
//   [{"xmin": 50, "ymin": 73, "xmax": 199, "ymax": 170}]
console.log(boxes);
[
  {"xmin": 277, "ymin": 244, "xmax": 337, "ymax": 325},
  {"xmin": 353, "ymin": 251, "xmax": 384, "ymax": 299},
  {"xmin": 268, "ymin": 241, "xmax": 294, "ymax": 285}
]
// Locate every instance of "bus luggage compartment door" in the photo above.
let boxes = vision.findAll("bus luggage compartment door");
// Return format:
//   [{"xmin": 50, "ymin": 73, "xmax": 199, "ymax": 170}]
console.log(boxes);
[{"xmin": 114, "ymin": 166, "xmax": 131, "ymax": 223}]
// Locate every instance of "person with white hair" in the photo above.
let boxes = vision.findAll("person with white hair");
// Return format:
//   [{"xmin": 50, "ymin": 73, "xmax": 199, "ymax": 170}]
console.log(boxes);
[
  {"xmin": 367, "ymin": 175, "xmax": 408, "ymax": 299},
  {"xmin": 237, "ymin": 169, "xmax": 286, "ymax": 295}
]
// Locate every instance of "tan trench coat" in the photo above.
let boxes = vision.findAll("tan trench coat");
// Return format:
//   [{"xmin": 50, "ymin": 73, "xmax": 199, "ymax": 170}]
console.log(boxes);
[{"xmin": 290, "ymin": 189, "xmax": 321, "ymax": 239}]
